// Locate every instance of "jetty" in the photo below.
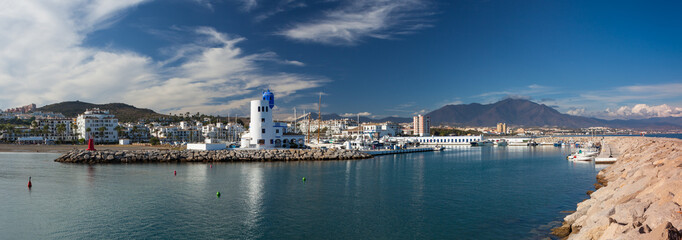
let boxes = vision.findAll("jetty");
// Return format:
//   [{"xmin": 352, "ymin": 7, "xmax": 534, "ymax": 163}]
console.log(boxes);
[
  {"xmin": 362, "ymin": 147, "xmax": 435, "ymax": 156},
  {"xmin": 552, "ymin": 137, "xmax": 682, "ymax": 239},
  {"xmin": 55, "ymin": 149, "xmax": 372, "ymax": 164}
]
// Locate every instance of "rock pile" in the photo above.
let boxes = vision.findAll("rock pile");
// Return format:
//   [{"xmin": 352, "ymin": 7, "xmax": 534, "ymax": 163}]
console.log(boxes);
[
  {"xmin": 553, "ymin": 137, "xmax": 682, "ymax": 239},
  {"xmin": 55, "ymin": 148, "xmax": 372, "ymax": 164}
]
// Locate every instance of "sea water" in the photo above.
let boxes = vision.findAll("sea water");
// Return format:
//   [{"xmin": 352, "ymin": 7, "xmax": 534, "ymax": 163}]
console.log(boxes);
[
  {"xmin": 5, "ymin": 135, "xmax": 681, "ymax": 239},
  {"xmin": 0, "ymin": 146, "xmax": 606, "ymax": 239}
]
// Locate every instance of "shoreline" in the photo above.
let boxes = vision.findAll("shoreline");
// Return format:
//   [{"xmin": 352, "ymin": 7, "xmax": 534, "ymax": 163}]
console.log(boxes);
[{"xmin": 551, "ymin": 137, "xmax": 682, "ymax": 239}]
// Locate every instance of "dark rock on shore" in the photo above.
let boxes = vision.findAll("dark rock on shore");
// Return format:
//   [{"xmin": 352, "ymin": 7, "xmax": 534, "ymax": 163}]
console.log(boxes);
[{"xmin": 55, "ymin": 149, "xmax": 372, "ymax": 164}]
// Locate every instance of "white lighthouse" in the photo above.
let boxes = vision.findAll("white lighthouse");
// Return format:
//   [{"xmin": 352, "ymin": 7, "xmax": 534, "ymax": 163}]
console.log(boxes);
[{"xmin": 240, "ymin": 90, "xmax": 304, "ymax": 149}]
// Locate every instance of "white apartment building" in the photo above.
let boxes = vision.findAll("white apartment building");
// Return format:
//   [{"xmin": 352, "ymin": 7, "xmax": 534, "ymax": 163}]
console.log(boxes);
[
  {"xmin": 34, "ymin": 118, "xmax": 77, "ymax": 142},
  {"xmin": 77, "ymin": 108, "xmax": 118, "ymax": 143}
]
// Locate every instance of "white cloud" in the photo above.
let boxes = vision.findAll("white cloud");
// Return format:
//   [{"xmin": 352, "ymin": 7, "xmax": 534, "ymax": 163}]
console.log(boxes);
[
  {"xmin": 0, "ymin": 1, "xmax": 326, "ymax": 117},
  {"xmin": 604, "ymin": 104, "xmax": 682, "ymax": 119},
  {"xmin": 566, "ymin": 108, "xmax": 585, "ymax": 116},
  {"xmin": 283, "ymin": 60, "xmax": 305, "ymax": 66},
  {"xmin": 278, "ymin": 0, "xmax": 432, "ymax": 45},
  {"xmin": 340, "ymin": 112, "xmax": 372, "ymax": 117},
  {"xmin": 237, "ymin": 0, "xmax": 258, "ymax": 12}
]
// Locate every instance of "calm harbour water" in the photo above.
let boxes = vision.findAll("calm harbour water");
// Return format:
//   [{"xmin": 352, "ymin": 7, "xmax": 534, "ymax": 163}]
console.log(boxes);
[{"xmin": 1, "ymin": 146, "xmax": 607, "ymax": 240}]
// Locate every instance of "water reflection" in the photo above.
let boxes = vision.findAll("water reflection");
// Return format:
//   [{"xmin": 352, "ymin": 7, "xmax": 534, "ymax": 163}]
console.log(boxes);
[{"xmin": 241, "ymin": 165, "xmax": 263, "ymax": 238}]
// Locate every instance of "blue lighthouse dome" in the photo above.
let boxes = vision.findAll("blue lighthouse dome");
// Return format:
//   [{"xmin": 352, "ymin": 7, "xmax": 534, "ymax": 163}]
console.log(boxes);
[{"xmin": 262, "ymin": 90, "xmax": 274, "ymax": 109}]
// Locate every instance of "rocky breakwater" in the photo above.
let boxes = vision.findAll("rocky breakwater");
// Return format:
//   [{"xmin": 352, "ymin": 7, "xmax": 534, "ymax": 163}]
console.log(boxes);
[
  {"xmin": 55, "ymin": 149, "xmax": 372, "ymax": 164},
  {"xmin": 553, "ymin": 137, "xmax": 682, "ymax": 239}
]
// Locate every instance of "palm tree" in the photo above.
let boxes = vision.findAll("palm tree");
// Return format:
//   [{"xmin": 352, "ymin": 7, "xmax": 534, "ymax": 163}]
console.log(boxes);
[
  {"xmin": 42, "ymin": 125, "xmax": 50, "ymax": 137},
  {"xmin": 114, "ymin": 125, "xmax": 123, "ymax": 139},
  {"xmin": 98, "ymin": 126, "xmax": 106, "ymax": 143},
  {"xmin": 86, "ymin": 127, "xmax": 91, "ymax": 140},
  {"xmin": 56, "ymin": 123, "xmax": 66, "ymax": 141},
  {"xmin": 71, "ymin": 123, "xmax": 79, "ymax": 143},
  {"xmin": 132, "ymin": 126, "xmax": 138, "ymax": 142}
]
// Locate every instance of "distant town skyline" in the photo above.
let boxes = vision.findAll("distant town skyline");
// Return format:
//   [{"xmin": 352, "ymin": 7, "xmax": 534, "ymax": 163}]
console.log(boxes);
[{"xmin": 1, "ymin": 0, "xmax": 681, "ymax": 120}]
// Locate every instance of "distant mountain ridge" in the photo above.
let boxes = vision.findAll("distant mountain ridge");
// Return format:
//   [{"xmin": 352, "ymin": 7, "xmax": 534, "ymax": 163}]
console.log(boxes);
[
  {"xmin": 426, "ymin": 99, "xmax": 682, "ymax": 129},
  {"xmin": 37, "ymin": 101, "xmax": 167, "ymax": 122}
]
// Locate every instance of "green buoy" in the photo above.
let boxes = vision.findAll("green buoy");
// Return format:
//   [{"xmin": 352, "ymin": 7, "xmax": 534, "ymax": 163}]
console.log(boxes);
[
  {"xmin": 302, "ymin": 177, "xmax": 306, "ymax": 182},
  {"xmin": 216, "ymin": 191, "xmax": 221, "ymax": 197}
]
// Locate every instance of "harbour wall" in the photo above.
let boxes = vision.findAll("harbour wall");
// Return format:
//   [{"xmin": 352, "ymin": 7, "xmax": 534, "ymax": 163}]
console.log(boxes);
[
  {"xmin": 552, "ymin": 137, "xmax": 682, "ymax": 239},
  {"xmin": 55, "ymin": 149, "xmax": 372, "ymax": 164}
]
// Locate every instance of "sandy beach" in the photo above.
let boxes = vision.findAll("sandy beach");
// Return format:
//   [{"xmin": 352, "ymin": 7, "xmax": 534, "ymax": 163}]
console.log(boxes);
[{"xmin": 0, "ymin": 143, "xmax": 176, "ymax": 154}]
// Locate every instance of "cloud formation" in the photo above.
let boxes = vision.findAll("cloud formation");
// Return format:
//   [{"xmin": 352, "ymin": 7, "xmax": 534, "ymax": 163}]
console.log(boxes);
[
  {"xmin": 604, "ymin": 104, "xmax": 682, "ymax": 119},
  {"xmin": 278, "ymin": 0, "xmax": 433, "ymax": 45},
  {"xmin": 0, "ymin": 1, "xmax": 325, "ymax": 116},
  {"xmin": 340, "ymin": 112, "xmax": 372, "ymax": 117}
]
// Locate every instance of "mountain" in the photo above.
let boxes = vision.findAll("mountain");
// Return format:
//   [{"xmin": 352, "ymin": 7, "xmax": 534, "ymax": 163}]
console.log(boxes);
[
  {"xmin": 426, "ymin": 99, "xmax": 682, "ymax": 129},
  {"xmin": 427, "ymin": 98, "xmax": 602, "ymax": 128},
  {"xmin": 296, "ymin": 112, "xmax": 412, "ymax": 123},
  {"xmin": 37, "ymin": 101, "xmax": 167, "ymax": 122}
]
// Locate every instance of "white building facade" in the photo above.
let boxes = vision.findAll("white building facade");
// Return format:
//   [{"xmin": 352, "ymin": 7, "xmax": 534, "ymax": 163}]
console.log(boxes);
[
  {"xmin": 77, "ymin": 108, "xmax": 118, "ymax": 143},
  {"xmin": 389, "ymin": 135, "xmax": 483, "ymax": 145}
]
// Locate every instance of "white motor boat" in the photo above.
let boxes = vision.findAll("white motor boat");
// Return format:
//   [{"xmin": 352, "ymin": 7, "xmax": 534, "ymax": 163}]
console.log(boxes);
[
  {"xmin": 567, "ymin": 154, "xmax": 593, "ymax": 161},
  {"xmin": 594, "ymin": 157, "xmax": 617, "ymax": 164},
  {"xmin": 575, "ymin": 148, "xmax": 598, "ymax": 157}
]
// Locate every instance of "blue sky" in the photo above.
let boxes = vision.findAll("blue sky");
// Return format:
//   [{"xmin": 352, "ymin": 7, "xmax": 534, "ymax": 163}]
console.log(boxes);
[{"xmin": 1, "ymin": 0, "xmax": 681, "ymax": 120}]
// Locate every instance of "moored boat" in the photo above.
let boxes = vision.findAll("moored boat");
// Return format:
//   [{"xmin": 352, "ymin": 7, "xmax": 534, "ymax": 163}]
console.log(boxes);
[
  {"xmin": 471, "ymin": 140, "xmax": 494, "ymax": 146},
  {"xmin": 594, "ymin": 157, "xmax": 617, "ymax": 164},
  {"xmin": 567, "ymin": 154, "xmax": 593, "ymax": 161}
]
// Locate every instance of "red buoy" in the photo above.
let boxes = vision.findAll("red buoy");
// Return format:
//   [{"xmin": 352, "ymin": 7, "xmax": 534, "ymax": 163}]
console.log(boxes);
[
  {"xmin": 210, "ymin": 164, "xmax": 213, "ymax": 168},
  {"xmin": 28, "ymin": 176, "xmax": 32, "ymax": 188},
  {"xmin": 174, "ymin": 171, "xmax": 177, "ymax": 176},
  {"xmin": 86, "ymin": 138, "xmax": 96, "ymax": 151}
]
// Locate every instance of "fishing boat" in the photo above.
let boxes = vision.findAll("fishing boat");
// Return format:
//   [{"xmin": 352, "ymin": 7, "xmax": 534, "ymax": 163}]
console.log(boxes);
[{"xmin": 496, "ymin": 140, "xmax": 508, "ymax": 147}]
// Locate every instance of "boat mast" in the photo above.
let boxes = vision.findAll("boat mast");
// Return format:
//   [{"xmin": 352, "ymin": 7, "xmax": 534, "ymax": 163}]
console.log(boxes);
[
  {"xmin": 306, "ymin": 110, "xmax": 310, "ymax": 144},
  {"xmin": 317, "ymin": 92, "xmax": 321, "ymax": 144}
]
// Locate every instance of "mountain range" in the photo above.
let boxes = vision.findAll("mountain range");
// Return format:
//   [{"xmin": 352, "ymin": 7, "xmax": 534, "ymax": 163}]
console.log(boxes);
[
  {"xmin": 425, "ymin": 99, "xmax": 681, "ymax": 130},
  {"xmin": 36, "ymin": 100, "xmax": 681, "ymax": 130}
]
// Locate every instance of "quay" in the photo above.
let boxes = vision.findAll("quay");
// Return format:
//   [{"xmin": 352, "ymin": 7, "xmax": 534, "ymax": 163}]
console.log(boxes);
[{"xmin": 362, "ymin": 147, "xmax": 435, "ymax": 156}]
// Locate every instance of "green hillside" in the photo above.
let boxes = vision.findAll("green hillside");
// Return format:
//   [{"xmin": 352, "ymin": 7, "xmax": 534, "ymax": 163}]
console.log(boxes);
[{"xmin": 37, "ymin": 101, "xmax": 167, "ymax": 122}]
